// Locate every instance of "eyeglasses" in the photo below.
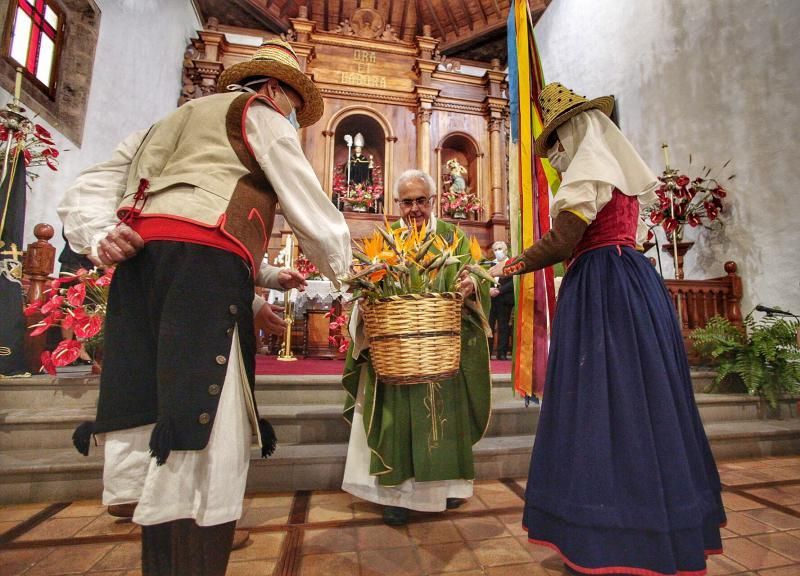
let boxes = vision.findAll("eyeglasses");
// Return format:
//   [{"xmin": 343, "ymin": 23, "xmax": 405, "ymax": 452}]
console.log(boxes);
[{"xmin": 397, "ymin": 196, "xmax": 431, "ymax": 208}]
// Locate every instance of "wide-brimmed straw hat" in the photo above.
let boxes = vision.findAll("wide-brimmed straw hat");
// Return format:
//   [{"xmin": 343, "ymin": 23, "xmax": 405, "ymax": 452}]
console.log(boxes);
[
  {"xmin": 533, "ymin": 82, "xmax": 615, "ymax": 157},
  {"xmin": 217, "ymin": 39, "xmax": 323, "ymax": 127}
]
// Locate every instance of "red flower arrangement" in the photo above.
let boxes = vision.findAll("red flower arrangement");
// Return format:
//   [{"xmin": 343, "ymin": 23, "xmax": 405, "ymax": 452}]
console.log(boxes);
[
  {"xmin": 441, "ymin": 168, "xmax": 481, "ymax": 218},
  {"xmin": 0, "ymin": 117, "xmax": 59, "ymax": 181},
  {"xmin": 644, "ymin": 159, "xmax": 733, "ymax": 240},
  {"xmin": 295, "ymin": 253, "xmax": 320, "ymax": 279},
  {"xmin": 325, "ymin": 310, "xmax": 350, "ymax": 354},
  {"xmin": 332, "ymin": 161, "xmax": 384, "ymax": 211},
  {"xmin": 25, "ymin": 267, "xmax": 113, "ymax": 375}
]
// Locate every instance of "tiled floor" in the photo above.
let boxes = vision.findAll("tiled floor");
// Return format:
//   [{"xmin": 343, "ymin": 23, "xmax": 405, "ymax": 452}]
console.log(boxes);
[{"xmin": 1, "ymin": 456, "xmax": 800, "ymax": 575}]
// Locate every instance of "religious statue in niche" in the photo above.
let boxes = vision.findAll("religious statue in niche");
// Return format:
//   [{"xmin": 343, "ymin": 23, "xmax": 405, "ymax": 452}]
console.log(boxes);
[
  {"xmin": 441, "ymin": 158, "xmax": 481, "ymax": 219},
  {"xmin": 332, "ymin": 132, "xmax": 384, "ymax": 213}
]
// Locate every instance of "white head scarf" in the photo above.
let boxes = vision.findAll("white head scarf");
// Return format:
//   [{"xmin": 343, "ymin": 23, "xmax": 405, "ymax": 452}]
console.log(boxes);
[{"xmin": 556, "ymin": 109, "xmax": 658, "ymax": 206}]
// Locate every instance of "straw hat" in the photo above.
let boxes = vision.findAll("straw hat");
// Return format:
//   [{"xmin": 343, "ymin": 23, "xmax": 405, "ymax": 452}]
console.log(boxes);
[
  {"xmin": 533, "ymin": 83, "xmax": 614, "ymax": 157},
  {"xmin": 217, "ymin": 39, "xmax": 323, "ymax": 127}
]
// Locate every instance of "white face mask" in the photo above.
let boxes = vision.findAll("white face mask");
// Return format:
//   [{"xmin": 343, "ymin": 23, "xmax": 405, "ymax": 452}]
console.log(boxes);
[
  {"xmin": 547, "ymin": 141, "xmax": 571, "ymax": 173},
  {"xmin": 493, "ymin": 249, "xmax": 506, "ymax": 260},
  {"xmin": 279, "ymin": 86, "xmax": 300, "ymax": 130}
]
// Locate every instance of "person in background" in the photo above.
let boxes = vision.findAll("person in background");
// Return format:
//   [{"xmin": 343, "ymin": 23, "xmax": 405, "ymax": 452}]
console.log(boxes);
[
  {"xmin": 58, "ymin": 39, "xmax": 351, "ymax": 576},
  {"xmin": 488, "ymin": 240, "xmax": 514, "ymax": 360},
  {"xmin": 490, "ymin": 83, "xmax": 725, "ymax": 576},
  {"xmin": 341, "ymin": 169, "xmax": 492, "ymax": 526}
]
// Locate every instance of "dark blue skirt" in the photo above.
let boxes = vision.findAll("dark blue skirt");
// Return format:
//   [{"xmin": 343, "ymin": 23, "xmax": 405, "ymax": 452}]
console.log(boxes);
[{"xmin": 523, "ymin": 246, "xmax": 726, "ymax": 576}]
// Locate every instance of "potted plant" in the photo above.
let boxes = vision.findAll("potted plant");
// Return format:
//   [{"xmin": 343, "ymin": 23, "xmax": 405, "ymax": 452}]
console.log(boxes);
[
  {"xmin": 25, "ymin": 267, "xmax": 113, "ymax": 375},
  {"xmin": 690, "ymin": 312, "xmax": 800, "ymax": 417}
]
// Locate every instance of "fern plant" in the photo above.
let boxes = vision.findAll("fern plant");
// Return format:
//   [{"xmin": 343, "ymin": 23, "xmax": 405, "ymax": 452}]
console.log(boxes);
[{"xmin": 691, "ymin": 313, "xmax": 800, "ymax": 408}]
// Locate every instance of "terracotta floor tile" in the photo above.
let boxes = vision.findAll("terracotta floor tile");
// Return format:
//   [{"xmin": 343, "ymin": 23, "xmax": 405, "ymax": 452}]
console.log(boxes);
[
  {"xmin": 723, "ymin": 511, "xmax": 777, "ymax": 536},
  {"xmin": 722, "ymin": 491, "xmax": 766, "ymax": 511},
  {"xmin": 448, "ymin": 496, "xmax": 487, "ymax": 514},
  {"xmin": 518, "ymin": 537, "xmax": 564, "ymax": 564},
  {"xmin": 719, "ymin": 537, "xmax": 793, "ymax": 570},
  {"xmin": 228, "ymin": 532, "xmax": 284, "ymax": 561},
  {"xmin": 438, "ymin": 571, "xmax": 484, "ymax": 576},
  {"xmin": 743, "ymin": 508, "xmax": 800, "ymax": 531},
  {"xmin": 496, "ymin": 512, "xmax": 528, "ymax": 537},
  {"xmin": 91, "ymin": 542, "xmax": 142, "ymax": 572},
  {"xmin": 24, "ymin": 542, "xmax": 115, "ymax": 576},
  {"xmin": 352, "ymin": 500, "xmax": 383, "ymax": 520},
  {"xmin": 755, "ymin": 565, "xmax": 800, "ymax": 576},
  {"xmin": 356, "ymin": 524, "xmax": 413, "ymax": 550},
  {"xmin": 359, "ymin": 547, "xmax": 422, "ymax": 576},
  {"xmin": 75, "ymin": 514, "xmax": 138, "ymax": 538},
  {"xmin": 474, "ymin": 482, "xmax": 524, "ymax": 508},
  {"xmin": 0, "ymin": 520, "xmax": 19, "ymax": 535},
  {"xmin": 417, "ymin": 541, "xmax": 480, "ymax": 573},
  {"xmin": 122, "ymin": 570, "xmax": 143, "ymax": 576},
  {"xmin": 453, "ymin": 516, "xmax": 509, "ymax": 541},
  {"xmin": 747, "ymin": 485, "xmax": 800, "ymax": 506},
  {"xmin": 237, "ymin": 505, "xmax": 290, "ymax": 527},
  {"xmin": 0, "ymin": 503, "xmax": 48, "ymax": 523},
  {"xmin": 407, "ymin": 519, "xmax": 464, "ymax": 545},
  {"xmin": 748, "ymin": 533, "xmax": 800, "ymax": 561},
  {"xmin": 306, "ymin": 495, "xmax": 355, "ymax": 523},
  {"xmin": 720, "ymin": 527, "xmax": 737, "ymax": 539},
  {"xmin": 300, "ymin": 552, "xmax": 360, "ymax": 576},
  {"xmin": 17, "ymin": 516, "xmax": 95, "ymax": 541},
  {"xmin": 704, "ymin": 554, "xmax": 749, "ymax": 575},
  {"xmin": 224, "ymin": 558, "xmax": 277, "ymax": 576},
  {"xmin": 485, "ymin": 563, "xmax": 553, "ymax": 576},
  {"xmin": 468, "ymin": 535, "xmax": 533, "ymax": 567},
  {"xmin": 302, "ymin": 526, "xmax": 358, "ymax": 554},
  {"xmin": 246, "ymin": 492, "xmax": 295, "ymax": 508},
  {"xmin": 54, "ymin": 501, "xmax": 108, "ymax": 518},
  {"xmin": 0, "ymin": 546, "xmax": 54, "ymax": 576}
]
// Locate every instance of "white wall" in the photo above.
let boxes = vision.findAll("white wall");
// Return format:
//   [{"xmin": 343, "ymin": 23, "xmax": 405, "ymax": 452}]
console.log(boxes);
[
  {"xmin": 535, "ymin": 0, "xmax": 800, "ymax": 315},
  {"xmin": 2, "ymin": 0, "xmax": 200, "ymax": 251}
]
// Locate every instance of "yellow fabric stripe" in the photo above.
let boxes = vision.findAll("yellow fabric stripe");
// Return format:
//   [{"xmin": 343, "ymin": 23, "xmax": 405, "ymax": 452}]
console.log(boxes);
[{"xmin": 565, "ymin": 209, "xmax": 591, "ymax": 225}]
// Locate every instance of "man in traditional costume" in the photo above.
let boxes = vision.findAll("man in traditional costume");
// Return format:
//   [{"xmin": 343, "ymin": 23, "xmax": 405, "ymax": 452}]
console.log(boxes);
[
  {"xmin": 58, "ymin": 39, "xmax": 351, "ymax": 575},
  {"xmin": 342, "ymin": 169, "xmax": 492, "ymax": 526},
  {"xmin": 490, "ymin": 83, "xmax": 725, "ymax": 576}
]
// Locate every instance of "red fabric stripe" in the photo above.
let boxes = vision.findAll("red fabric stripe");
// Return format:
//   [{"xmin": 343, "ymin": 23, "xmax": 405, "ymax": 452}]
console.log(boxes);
[{"xmin": 526, "ymin": 537, "xmax": 720, "ymax": 576}]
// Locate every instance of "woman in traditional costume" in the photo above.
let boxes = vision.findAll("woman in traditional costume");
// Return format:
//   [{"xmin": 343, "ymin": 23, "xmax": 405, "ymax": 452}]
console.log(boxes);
[{"xmin": 490, "ymin": 83, "xmax": 725, "ymax": 576}]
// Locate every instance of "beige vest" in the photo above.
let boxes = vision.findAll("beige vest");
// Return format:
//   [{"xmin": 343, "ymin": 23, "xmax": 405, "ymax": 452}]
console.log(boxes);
[{"xmin": 118, "ymin": 92, "xmax": 278, "ymax": 270}]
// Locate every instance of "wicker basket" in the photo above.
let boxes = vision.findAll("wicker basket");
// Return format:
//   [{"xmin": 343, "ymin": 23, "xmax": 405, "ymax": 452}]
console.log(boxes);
[{"xmin": 361, "ymin": 292, "xmax": 463, "ymax": 385}]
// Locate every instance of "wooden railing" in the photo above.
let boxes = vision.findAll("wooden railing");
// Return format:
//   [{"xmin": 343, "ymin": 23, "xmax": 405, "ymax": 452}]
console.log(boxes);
[
  {"xmin": 21, "ymin": 223, "xmax": 56, "ymax": 373},
  {"xmin": 663, "ymin": 261, "xmax": 743, "ymax": 362}
]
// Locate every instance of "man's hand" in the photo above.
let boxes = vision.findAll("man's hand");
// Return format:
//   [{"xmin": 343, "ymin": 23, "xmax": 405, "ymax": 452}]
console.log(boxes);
[
  {"xmin": 278, "ymin": 269, "xmax": 307, "ymax": 291},
  {"xmin": 488, "ymin": 262, "xmax": 507, "ymax": 278},
  {"xmin": 94, "ymin": 223, "xmax": 144, "ymax": 266},
  {"xmin": 457, "ymin": 270, "xmax": 476, "ymax": 299},
  {"xmin": 490, "ymin": 287, "xmax": 500, "ymax": 298},
  {"xmin": 255, "ymin": 303, "xmax": 288, "ymax": 336}
]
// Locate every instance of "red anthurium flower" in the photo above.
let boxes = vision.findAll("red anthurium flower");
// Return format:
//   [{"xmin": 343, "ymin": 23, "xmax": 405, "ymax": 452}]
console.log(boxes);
[
  {"xmin": 52, "ymin": 339, "xmax": 81, "ymax": 366},
  {"xmin": 67, "ymin": 283, "xmax": 86, "ymax": 307},
  {"xmin": 338, "ymin": 341, "xmax": 349, "ymax": 353},
  {"xmin": 647, "ymin": 229, "xmax": 654, "ymax": 242},
  {"xmin": 676, "ymin": 175, "xmax": 690, "ymax": 187},
  {"xmin": 41, "ymin": 295, "xmax": 64, "ymax": 315},
  {"xmin": 95, "ymin": 269, "xmax": 114, "ymax": 287},
  {"xmin": 650, "ymin": 212, "xmax": 665, "ymax": 224},
  {"xmin": 40, "ymin": 350, "xmax": 57, "ymax": 376},
  {"xmin": 74, "ymin": 314, "xmax": 103, "ymax": 339},
  {"xmin": 704, "ymin": 201, "xmax": 719, "ymax": 220},
  {"xmin": 663, "ymin": 218, "xmax": 678, "ymax": 234},
  {"xmin": 35, "ymin": 124, "xmax": 53, "ymax": 138},
  {"xmin": 23, "ymin": 301, "xmax": 43, "ymax": 316},
  {"xmin": 687, "ymin": 213, "xmax": 702, "ymax": 227},
  {"xmin": 50, "ymin": 278, "xmax": 63, "ymax": 290},
  {"xmin": 713, "ymin": 186, "xmax": 726, "ymax": 198}
]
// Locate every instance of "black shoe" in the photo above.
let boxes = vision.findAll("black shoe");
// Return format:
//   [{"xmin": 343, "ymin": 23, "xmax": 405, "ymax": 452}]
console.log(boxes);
[
  {"xmin": 445, "ymin": 498, "xmax": 466, "ymax": 510},
  {"xmin": 382, "ymin": 505, "xmax": 409, "ymax": 526}
]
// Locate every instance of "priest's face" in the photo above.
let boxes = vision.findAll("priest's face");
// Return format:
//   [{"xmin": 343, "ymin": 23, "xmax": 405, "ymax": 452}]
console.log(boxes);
[{"xmin": 398, "ymin": 177, "xmax": 433, "ymax": 229}]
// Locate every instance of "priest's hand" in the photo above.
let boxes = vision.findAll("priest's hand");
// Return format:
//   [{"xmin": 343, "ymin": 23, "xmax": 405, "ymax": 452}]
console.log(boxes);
[
  {"xmin": 94, "ymin": 223, "xmax": 144, "ymax": 266},
  {"xmin": 278, "ymin": 269, "xmax": 307, "ymax": 291},
  {"xmin": 255, "ymin": 303, "xmax": 288, "ymax": 336},
  {"xmin": 488, "ymin": 262, "xmax": 507, "ymax": 278},
  {"xmin": 457, "ymin": 270, "xmax": 476, "ymax": 299}
]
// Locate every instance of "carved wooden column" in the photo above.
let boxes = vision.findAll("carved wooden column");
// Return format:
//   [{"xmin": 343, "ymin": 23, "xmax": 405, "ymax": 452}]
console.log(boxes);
[
  {"xmin": 321, "ymin": 129, "xmax": 335, "ymax": 198},
  {"xmin": 290, "ymin": 8, "xmax": 317, "ymax": 73},
  {"xmin": 414, "ymin": 31, "xmax": 440, "ymax": 179},
  {"xmin": 22, "ymin": 223, "xmax": 55, "ymax": 372},
  {"xmin": 484, "ymin": 63, "xmax": 509, "ymax": 223},
  {"xmin": 385, "ymin": 135, "xmax": 398, "ymax": 214},
  {"xmin": 417, "ymin": 106, "xmax": 433, "ymax": 175},
  {"xmin": 487, "ymin": 115, "xmax": 505, "ymax": 219}
]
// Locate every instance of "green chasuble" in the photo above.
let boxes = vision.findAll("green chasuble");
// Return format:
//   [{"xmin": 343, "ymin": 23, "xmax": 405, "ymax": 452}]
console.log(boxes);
[{"xmin": 342, "ymin": 218, "xmax": 492, "ymax": 487}]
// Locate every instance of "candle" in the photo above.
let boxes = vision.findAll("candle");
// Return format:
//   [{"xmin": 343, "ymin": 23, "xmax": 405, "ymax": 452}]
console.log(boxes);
[
  {"xmin": 661, "ymin": 143, "xmax": 670, "ymax": 170},
  {"xmin": 13, "ymin": 67, "xmax": 22, "ymax": 103}
]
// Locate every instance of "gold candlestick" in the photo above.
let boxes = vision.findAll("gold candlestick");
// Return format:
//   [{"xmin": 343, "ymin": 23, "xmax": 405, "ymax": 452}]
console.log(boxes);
[
  {"xmin": 277, "ymin": 235, "xmax": 298, "ymax": 362},
  {"xmin": 13, "ymin": 68, "xmax": 22, "ymax": 106}
]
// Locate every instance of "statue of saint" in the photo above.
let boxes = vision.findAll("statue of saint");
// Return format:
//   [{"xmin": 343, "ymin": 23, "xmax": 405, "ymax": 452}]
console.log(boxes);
[
  {"xmin": 349, "ymin": 133, "xmax": 373, "ymax": 186},
  {"xmin": 446, "ymin": 158, "xmax": 468, "ymax": 194}
]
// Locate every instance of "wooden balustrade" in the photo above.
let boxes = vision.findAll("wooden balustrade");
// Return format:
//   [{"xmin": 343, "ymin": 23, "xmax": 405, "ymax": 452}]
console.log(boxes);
[
  {"xmin": 22, "ymin": 223, "xmax": 56, "ymax": 372},
  {"xmin": 663, "ymin": 261, "xmax": 743, "ymax": 362}
]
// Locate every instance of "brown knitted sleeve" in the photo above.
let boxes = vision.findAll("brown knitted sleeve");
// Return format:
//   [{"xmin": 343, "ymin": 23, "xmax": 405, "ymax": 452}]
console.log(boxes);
[{"xmin": 502, "ymin": 211, "xmax": 589, "ymax": 275}]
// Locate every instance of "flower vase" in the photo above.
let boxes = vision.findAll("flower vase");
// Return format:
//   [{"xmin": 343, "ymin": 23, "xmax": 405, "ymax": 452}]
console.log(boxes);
[
  {"xmin": 661, "ymin": 240, "xmax": 695, "ymax": 280},
  {"xmin": 352, "ymin": 204, "xmax": 368, "ymax": 213},
  {"xmin": 452, "ymin": 209, "xmax": 467, "ymax": 220}
]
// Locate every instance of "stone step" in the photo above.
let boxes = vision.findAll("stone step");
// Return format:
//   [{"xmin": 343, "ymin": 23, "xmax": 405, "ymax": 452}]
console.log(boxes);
[
  {"xmin": 0, "ymin": 369, "xmax": 721, "ymax": 410},
  {"xmin": 3, "ymin": 394, "xmax": 793, "ymax": 451},
  {"xmin": 3, "ymin": 418, "xmax": 800, "ymax": 504}
]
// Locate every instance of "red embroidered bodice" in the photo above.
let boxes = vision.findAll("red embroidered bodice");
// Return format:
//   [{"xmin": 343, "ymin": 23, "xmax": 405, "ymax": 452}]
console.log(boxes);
[{"xmin": 571, "ymin": 188, "xmax": 638, "ymax": 262}]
